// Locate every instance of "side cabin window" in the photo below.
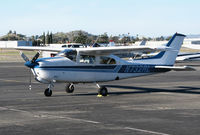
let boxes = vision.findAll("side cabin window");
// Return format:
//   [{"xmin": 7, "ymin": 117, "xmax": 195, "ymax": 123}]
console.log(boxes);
[
  {"xmin": 79, "ymin": 55, "xmax": 95, "ymax": 64},
  {"xmin": 61, "ymin": 45, "xmax": 67, "ymax": 47},
  {"xmin": 56, "ymin": 49, "xmax": 77, "ymax": 62},
  {"xmin": 100, "ymin": 56, "xmax": 116, "ymax": 65}
]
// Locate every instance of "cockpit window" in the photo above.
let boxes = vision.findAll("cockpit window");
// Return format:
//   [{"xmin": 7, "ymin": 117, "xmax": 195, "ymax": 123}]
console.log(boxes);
[{"xmin": 56, "ymin": 49, "xmax": 77, "ymax": 61}]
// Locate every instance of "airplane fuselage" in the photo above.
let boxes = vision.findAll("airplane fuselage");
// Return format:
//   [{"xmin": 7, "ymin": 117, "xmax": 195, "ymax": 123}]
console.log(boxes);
[{"xmin": 33, "ymin": 57, "xmax": 169, "ymax": 83}]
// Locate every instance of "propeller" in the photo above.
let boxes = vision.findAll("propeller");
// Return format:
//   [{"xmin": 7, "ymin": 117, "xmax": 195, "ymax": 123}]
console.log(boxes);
[
  {"xmin": 20, "ymin": 51, "xmax": 29, "ymax": 62},
  {"xmin": 20, "ymin": 51, "xmax": 40, "ymax": 90},
  {"xmin": 31, "ymin": 51, "xmax": 40, "ymax": 63}
]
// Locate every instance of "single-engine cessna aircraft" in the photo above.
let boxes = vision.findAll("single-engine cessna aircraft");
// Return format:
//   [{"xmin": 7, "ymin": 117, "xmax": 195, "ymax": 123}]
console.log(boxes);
[{"xmin": 18, "ymin": 33, "xmax": 194, "ymax": 97}]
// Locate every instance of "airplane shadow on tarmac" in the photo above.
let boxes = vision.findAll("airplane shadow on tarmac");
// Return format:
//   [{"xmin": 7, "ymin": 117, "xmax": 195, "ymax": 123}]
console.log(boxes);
[{"xmin": 72, "ymin": 85, "xmax": 200, "ymax": 96}]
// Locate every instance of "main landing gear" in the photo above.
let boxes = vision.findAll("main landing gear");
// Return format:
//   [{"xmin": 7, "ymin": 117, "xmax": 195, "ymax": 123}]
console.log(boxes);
[
  {"xmin": 65, "ymin": 83, "xmax": 74, "ymax": 93},
  {"xmin": 44, "ymin": 83, "xmax": 75, "ymax": 97},
  {"xmin": 44, "ymin": 83, "xmax": 108, "ymax": 97},
  {"xmin": 96, "ymin": 84, "xmax": 108, "ymax": 97}
]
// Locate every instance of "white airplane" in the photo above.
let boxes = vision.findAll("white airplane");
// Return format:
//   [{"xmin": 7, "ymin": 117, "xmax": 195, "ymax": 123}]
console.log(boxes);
[
  {"xmin": 137, "ymin": 40, "xmax": 200, "ymax": 61},
  {"xmin": 176, "ymin": 52, "xmax": 200, "ymax": 61},
  {"xmin": 18, "ymin": 33, "xmax": 194, "ymax": 97}
]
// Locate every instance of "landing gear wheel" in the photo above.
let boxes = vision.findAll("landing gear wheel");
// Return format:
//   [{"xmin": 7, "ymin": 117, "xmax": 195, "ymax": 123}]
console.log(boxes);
[
  {"xmin": 66, "ymin": 83, "xmax": 74, "ymax": 93},
  {"xmin": 44, "ymin": 88, "xmax": 52, "ymax": 97},
  {"xmin": 98, "ymin": 86, "xmax": 108, "ymax": 96}
]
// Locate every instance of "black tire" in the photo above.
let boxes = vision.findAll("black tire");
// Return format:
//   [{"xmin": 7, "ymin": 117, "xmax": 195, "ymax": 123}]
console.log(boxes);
[
  {"xmin": 98, "ymin": 86, "xmax": 108, "ymax": 96},
  {"xmin": 66, "ymin": 84, "xmax": 74, "ymax": 93},
  {"xmin": 44, "ymin": 88, "xmax": 52, "ymax": 97}
]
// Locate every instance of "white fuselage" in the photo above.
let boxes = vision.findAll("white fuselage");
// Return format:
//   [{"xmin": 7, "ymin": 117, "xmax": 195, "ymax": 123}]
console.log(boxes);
[{"xmin": 33, "ymin": 56, "xmax": 168, "ymax": 84}]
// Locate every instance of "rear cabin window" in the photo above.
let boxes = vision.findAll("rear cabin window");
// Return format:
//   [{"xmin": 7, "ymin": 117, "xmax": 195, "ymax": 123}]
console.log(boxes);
[
  {"xmin": 100, "ymin": 56, "xmax": 116, "ymax": 64},
  {"xmin": 79, "ymin": 55, "xmax": 95, "ymax": 64}
]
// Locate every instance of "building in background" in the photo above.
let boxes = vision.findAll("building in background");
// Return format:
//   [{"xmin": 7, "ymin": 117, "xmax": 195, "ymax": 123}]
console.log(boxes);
[{"xmin": 0, "ymin": 41, "xmax": 32, "ymax": 48}]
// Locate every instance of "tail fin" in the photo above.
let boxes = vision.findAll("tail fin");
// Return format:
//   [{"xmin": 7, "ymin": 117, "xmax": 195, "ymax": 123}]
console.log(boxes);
[
  {"xmin": 140, "ymin": 40, "xmax": 147, "ymax": 46},
  {"xmin": 135, "ymin": 33, "xmax": 185, "ymax": 65}
]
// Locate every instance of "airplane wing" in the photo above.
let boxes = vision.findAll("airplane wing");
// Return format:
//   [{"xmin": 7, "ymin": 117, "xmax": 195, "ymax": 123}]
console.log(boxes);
[
  {"xmin": 13, "ymin": 45, "xmax": 171, "ymax": 56},
  {"xmin": 14, "ymin": 46, "xmax": 64, "ymax": 52},
  {"xmin": 76, "ymin": 46, "xmax": 170, "ymax": 55},
  {"xmin": 155, "ymin": 66, "xmax": 195, "ymax": 71}
]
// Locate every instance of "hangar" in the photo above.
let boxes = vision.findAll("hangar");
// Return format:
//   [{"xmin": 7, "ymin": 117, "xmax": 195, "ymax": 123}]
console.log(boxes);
[{"xmin": 0, "ymin": 41, "xmax": 32, "ymax": 48}]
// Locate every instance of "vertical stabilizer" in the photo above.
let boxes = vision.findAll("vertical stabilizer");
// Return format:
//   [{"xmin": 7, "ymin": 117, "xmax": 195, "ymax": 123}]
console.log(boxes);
[{"xmin": 135, "ymin": 33, "xmax": 185, "ymax": 65}]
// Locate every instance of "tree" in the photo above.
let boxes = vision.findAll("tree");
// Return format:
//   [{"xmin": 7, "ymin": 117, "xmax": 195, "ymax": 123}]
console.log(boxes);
[
  {"xmin": 166, "ymin": 36, "xmax": 172, "ymax": 41},
  {"xmin": 31, "ymin": 36, "xmax": 37, "ymax": 46},
  {"xmin": 109, "ymin": 36, "xmax": 119, "ymax": 43},
  {"xmin": 46, "ymin": 31, "xmax": 50, "ymax": 44},
  {"xmin": 8, "ymin": 30, "xmax": 12, "ymax": 34},
  {"xmin": 97, "ymin": 33, "xmax": 109, "ymax": 43},
  {"xmin": 72, "ymin": 31, "xmax": 88, "ymax": 44},
  {"xmin": 50, "ymin": 32, "xmax": 53, "ymax": 43},
  {"xmin": 13, "ymin": 31, "xmax": 16, "ymax": 35},
  {"xmin": 119, "ymin": 34, "xmax": 131, "ymax": 45},
  {"xmin": 42, "ymin": 32, "xmax": 45, "ymax": 45}
]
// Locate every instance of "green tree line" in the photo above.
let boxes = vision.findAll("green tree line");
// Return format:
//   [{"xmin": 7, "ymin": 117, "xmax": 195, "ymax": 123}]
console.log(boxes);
[{"xmin": 0, "ymin": 30, "xmax": 170, "ymax": 46}]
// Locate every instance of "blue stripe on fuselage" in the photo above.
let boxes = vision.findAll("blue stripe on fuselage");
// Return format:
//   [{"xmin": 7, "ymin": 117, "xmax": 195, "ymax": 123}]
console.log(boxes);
[{"xmin": 35, "ymin": 65, "xmax": 170, "ymax": 73}]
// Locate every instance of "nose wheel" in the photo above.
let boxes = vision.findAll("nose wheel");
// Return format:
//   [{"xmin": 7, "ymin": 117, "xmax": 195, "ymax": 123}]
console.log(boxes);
[
  {"xmin": 44, "ymin": 88, "xmax": 52, "ymax": 97},
  {"xmin": 66, "ymin": 83, "xmax": 74, "ymax": 93},
  {"xmin": 44, "ymin": 83, "xmax": 53, "ymax": 97}
]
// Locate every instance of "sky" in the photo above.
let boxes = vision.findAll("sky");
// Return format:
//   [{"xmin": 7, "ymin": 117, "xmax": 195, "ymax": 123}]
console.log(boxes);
[{"xmin": 0, "ymin": 0, "xmax": 200, "ymax": 37}]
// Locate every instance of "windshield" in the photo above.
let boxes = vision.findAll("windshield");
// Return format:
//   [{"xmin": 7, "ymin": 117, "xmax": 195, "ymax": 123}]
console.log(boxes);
[{"xmin": 56, "ymin": 49, "xmax": 77, "ymax": 61}]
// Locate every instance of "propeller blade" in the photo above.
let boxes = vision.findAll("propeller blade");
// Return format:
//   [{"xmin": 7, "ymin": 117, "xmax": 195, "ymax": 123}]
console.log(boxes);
[
  {"xmin": 20, "ymin": 51, "xmax": 29, "ymax": 62},
  {"xmin": 31, "ymin": 51, "xmax": 40, "ymax": 63}
]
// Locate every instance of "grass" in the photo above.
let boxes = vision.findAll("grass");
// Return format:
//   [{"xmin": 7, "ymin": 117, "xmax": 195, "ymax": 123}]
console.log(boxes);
[
  {"xmin": 0, "ymin": 49, "xmax": 39, "ymax": 62},
  {"xmin": 0, "ymin": 47, "xmax": 199, "ymax": 62}
]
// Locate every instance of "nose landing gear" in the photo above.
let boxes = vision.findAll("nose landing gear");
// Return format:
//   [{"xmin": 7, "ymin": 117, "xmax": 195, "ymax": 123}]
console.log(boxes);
[
  {"xmin": 44, "ymin": 88, "xmax": 52, "ymax": 97},
  {"xmin": 44, "ymin": 83, "xmax": 54, "ymax": 97}
]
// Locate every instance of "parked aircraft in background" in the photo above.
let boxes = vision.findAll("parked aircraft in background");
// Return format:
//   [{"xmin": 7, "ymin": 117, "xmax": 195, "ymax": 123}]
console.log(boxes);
[
  {"xmin": 137, "ymin": 39, "xmax": 200, "ymax": 61},
  {"xmin": 183, "ymin": 44, "xmax": 200, "ymax": 50},
  {"xmin": 42, "ymin": 43, "xmax": 84, "ymax": 57},
  {"xmin": 17, "ymin": 33, "xmax": 194, "ymax": 97}
]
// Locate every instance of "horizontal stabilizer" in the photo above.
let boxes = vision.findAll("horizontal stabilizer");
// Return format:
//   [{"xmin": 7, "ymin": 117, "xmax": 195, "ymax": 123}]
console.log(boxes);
[{"xmin": 155, "ymin": 66, "xmax": 195, "ymax": 71}]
